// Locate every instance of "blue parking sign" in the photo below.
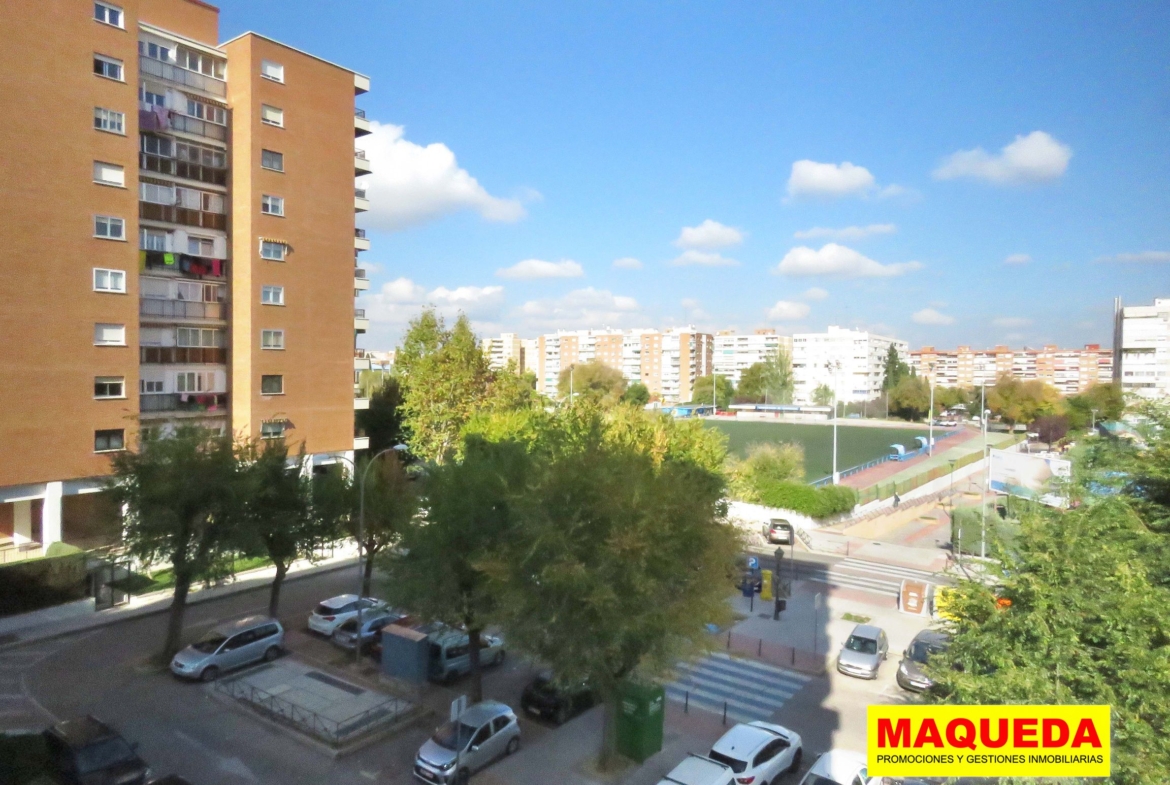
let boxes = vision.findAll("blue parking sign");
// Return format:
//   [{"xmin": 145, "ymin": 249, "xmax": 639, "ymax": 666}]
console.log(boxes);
[{"xmin": 747, "ymin": 557, "xmax": 759, "ymax": 570}]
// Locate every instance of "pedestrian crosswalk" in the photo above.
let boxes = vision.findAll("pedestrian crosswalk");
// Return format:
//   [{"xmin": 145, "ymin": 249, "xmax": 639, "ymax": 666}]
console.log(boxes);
[
  {"xmin": 790, "ymin": 556, "xmax": 947, "ymax": 597},
  {"xmin": 0, "ymin": 643, "xmax": 62, "ymax": 731},
  {"xmin": 665, "ymin": 652, "xmax": 810, "ymax": 724}
]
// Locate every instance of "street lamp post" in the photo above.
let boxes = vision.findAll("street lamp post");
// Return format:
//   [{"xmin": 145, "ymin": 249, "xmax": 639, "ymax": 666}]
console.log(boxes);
[
  {"xmin": 949, "ymin": 459, "xmax": 958, "ymax": 560},
  {"xmin": 1090, "ymin": 408, "xmax": 1099, "ymax": 432},
  {"xmin": 826, "ymin": 360, "xmax": 841, "ymax": 484},
  {"xmin": 980, "ymin": 383, "xmax": 988, "ymax": 560},
  {"xmin": 927, "ymin": 362, "xmax": 936, "ymax": 456}
]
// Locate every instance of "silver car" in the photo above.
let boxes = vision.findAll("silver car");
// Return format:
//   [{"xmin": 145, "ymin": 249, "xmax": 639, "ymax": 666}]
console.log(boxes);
[
  {"xmin": 414, "ymin": 700, "xmax": 520, "ymax": 783},
  {"xmin": 170, "ymin": 615, "xmax": 284, "ymax": 681},
  {"xmin": 331, "ymin": 610, "xmax": 409, "ymax": 652},
  {"xmin": 835, "ymin": 623, "xmax": 888, "ymax": 680}
]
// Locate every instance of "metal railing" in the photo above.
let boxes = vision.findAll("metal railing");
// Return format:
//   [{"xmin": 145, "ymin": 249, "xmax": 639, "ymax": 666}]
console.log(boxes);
[
  {"xmin": 355, "ymin": 228, "xmax": 367, "ymax": 238},
  {"xmin": 354, "ymin": 309, "xmax": 366, "ymax": 319},
  {"xmin": 355, "ymin": 107, "xmax": 367, "ymax": 119},
  {"xmin": 354, "ymin": 268, "xmax": 367, "ymax": 279},
  {"xmin": 140, "ymin": 298, "xmax": 225, "ymax": 320},
  {"xmin": 354, "ymin": 148, "xmax": 368, "ymax": 160},
  {"xmin": 139, "ymin": 56, "xmax": 226, "ymax": 97},
  {"xmin": 140, "ymin": 392, "xmax": 228, "ymax": 414},
  {"xmin": 140, "ymin": 153, "xmax": 227, "ymax": 186},
  {"xmin": 168, "ymin": 113, "xmax": 228, "ymax": 141},
  {"xmin": 140, "ymin": 346, "xmax": 227, "ymax": 364},
  {"xmin": 140, "ymin": 201, "xmax": 226, "ymax": 230}
]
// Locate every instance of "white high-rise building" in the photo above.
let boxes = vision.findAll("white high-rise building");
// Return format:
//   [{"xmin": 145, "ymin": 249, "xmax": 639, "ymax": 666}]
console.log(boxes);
[
  {"xmin": 481, "ymin": 333, "xmax": 523, "ymax": 371},
  {"xmin": 1114, "ymin": 297, "xmax": 1170, "ymax": 400},
  {"xmin": 714, "ymin": 330, "xmax": 793, "ymax": 386},
  {"xmin": 792, "ymin": 326, "xmax": 908, "ymax": 405}
]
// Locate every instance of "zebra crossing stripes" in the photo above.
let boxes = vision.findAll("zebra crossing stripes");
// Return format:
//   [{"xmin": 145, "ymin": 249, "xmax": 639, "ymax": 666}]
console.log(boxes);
[
  {"xmin": 838, "ymin": 557, "xmax": 943, "ymax": 584},
  {"xmin": 665, "ymin": 652, "xmax": 810, "ymax": 724},
  {"xmin": 790, "ymin": 556, "xmax": 948, "ymax": 597}
]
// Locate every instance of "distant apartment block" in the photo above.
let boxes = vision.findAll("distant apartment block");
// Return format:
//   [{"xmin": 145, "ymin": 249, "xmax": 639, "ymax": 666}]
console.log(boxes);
[
  {"xmin": 482, "ymin": 333, "xmax": 525, "ymax": 372},
  {"xmin": 792, "ymin": 326, "xmax": 908, "ymax": 405},
  {"xmin": 714, "ymin": 329, "xmax": 793, "ymax": 386},
  {"xmin": 912, "ymin": 344, "xmax": 1113, "ymax": 396},
  {"xmin": 1113, "ymin": 297, "xmax": 1170, "ymax": 399}
]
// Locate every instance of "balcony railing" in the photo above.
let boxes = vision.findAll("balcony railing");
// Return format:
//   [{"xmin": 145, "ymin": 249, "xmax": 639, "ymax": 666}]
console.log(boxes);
[
  {"xmin": 354, "ymin": 268, "xmax": 367, "ymax": 279},
  {"xmin": 355, "ymin": 228, "xmax": 367, "ymax": 239},
  {"xmin": 355, "ymin": 187, "xmax": 367, "ymax": 199},
  {"xmin": 139, "ymin": 56, "xmax": 227, "ymax": 97},
  {"xmin": 169, "ymin": 113, "xmax": 228, "ymax": 142},
  {"xmin": 140, "ymin": 298, "xmax": 226, "ymax": 320},
  {"xmin": 140, "ymin": 392, "xmax": 228, "ymax": 414},
  {"xmin": 355, "ymin": 309, "xmax": 366, "ymax": 319},
  {"xmin": 140, "ymin": 153, "xmax": 227, "ymax": 186},
  {"xmin": 355, "ymin": 149, "xmax": 368, "ymax": 160},
  {"xmin": 140, "ymin": 201, "xmax": 227, "ymax": 230},
  {"xmin": 355, "ymin": 108, "xmax": 367, "ymax": 119},
  {"xmin": 140, "ymin": 346, "xmax": 227, "ymax": 364}
]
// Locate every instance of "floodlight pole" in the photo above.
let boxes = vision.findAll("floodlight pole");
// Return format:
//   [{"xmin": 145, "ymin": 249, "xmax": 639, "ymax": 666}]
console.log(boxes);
[{"xmin": 980, "ymin": 382, "xmax": 987, "ymax": 560}]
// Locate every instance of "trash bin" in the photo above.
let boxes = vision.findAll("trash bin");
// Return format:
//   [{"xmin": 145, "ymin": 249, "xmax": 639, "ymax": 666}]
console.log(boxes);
[{"xmin": 615, "ymin": 680, "xmax": 664, "ymax": 763}]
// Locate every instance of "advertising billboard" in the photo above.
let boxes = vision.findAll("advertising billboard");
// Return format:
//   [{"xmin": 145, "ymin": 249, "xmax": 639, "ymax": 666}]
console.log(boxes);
[{"xmin": 989, "ymin": 448, "xmax": 1071, "ymax": 507}]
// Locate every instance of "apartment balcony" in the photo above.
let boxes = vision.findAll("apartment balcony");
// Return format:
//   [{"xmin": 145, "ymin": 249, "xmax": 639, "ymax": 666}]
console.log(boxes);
[
  {"xmin": 140, "ymin": 201, "xmax": 227, "ymax": 231},
  {"xmin": 355, "ymin": 396, "xmax": 370, "ymax": 410},
  {"xmin": 354, "ymin": 73, "xmax": 370, "ymax": 95},
  {"xmin": 140, "ymin": 346, "xmax": 227, "ymax": 364},
  {"xmin": 354, "ymin": 227, "xmax": 370, "ymax": 252},
  {"xmin": 354, "ymin": 267, "xmax": 370, "ymax": 291},
  {"xmin": 168, "ymin": 112, "xmax": 228, "ymax": 142},
  {"xmin": 354, "ymin": 351, "xmax": 372, "ymax": 371},
  {"xmin": 355, "ymin": 308, "xmax": 369, "ymax": 333},
  {"xmin": 140, "ymin": 152, "xmax": 227, "ymax": 187},
  {"xmin": 140, "ymin": 298, "xmax": 226, "ymax": 322},
  {"xmin": 354, "ymin": 107, "xmax": 371, "ymax": 137},
  {"xmin": 355, "ymin": 148, "xmax": 372, "ymax": 176},
  {"xmin": 355, "ymin": 187, "xmax": 369, "ymax": 213},
  {"xmin": 140, "ymin": 392, "xmax": 228, "ymax": 416},
  {"xmin": 139, "ymin": 56, "xmax": 227, "ymax": 98}
]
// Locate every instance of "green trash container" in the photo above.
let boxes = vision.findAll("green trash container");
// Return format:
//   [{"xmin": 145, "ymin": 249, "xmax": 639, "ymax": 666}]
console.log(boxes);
[{"xmin": 615, "ymin": 680, "xmax": 665, "ymax": 763}]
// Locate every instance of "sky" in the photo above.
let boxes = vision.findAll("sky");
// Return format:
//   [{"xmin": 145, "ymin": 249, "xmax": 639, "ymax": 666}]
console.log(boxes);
[{"xmin": 218, "ymin": 1, "xmax": 1170, "ymax": 351}]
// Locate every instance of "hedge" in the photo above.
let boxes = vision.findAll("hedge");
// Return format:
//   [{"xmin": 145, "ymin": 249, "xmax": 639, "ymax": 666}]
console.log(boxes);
[{"xmin": 757, "ymin": 480, "xmax": 858, "ymax": 519}]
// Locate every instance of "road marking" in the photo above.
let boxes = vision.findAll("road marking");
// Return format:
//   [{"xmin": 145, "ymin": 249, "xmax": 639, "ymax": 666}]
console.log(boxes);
[
  {"xmin": 360, "ymin": 771, "xmax": 379, "ymax": 780},
  {"xmin": 666, "ymin": 653, "xmax": 808, "ymax": 723},
  {"xmin": 174, "ymin": 729, "xmax": 259, "ymax": 783},
  {"xmin": 19, "ymin": 674, "xmax": 57, "ymax": 723}
]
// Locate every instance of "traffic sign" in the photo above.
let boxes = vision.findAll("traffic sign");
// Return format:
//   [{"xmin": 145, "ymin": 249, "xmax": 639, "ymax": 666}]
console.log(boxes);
[{"xmin": 747, "ymin": 556, "xmax": 759, "ymax": 570}]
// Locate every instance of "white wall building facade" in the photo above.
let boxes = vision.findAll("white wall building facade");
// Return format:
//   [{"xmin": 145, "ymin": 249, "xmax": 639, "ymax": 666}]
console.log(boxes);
[
  {"xmin": 714, "ymin": 331, "xmax": 793, "ymax": 386},
  {"xmin": 792, "ymin": 326, "xmax": 907, "ymax": 405},
  {"xmin": 1114, "ymin": 297, "xmax": 1170, "ymax": 399}
]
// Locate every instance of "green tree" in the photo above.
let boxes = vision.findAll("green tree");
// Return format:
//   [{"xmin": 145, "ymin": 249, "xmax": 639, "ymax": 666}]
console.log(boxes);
[
  {"xmin": 812, "ymin": 383, "xmax": 834, "ymax": 407},
  {"xmin": 762, "ymin": 348, "xmax": 795, "ymax": 404},
  {"xmin": 726, "ymin": 442, "xmax": 805, "ymax": 502},
  {"xmin": 357, "ymin": 376, "xmax": 406, "ymax": 456},
  {"xmin": 622, "ymin": 381, "xmax": 651, "ymax": 407},
  {"xmin": 486, "ymin": 359, "xmax": 541, "ymax": 413},
  {"xmin": 106, "ymin": 427, "xmax": 240, "ymax": 659},
  {"xmin": 1066, "ymin": 382, "xmax": 1124, "ymax": 430},
  {"xmin": 988, "ymin": 375, "xmax": 1063, "ymax": 426},
  {"xmin": 480, "ymin": 405, "xmax": 741, "ymax": 768},
  {"xmin": 557, "ymin": 360, "xmax": 627, "ymax": 406},
  {"xmin": 735, "ymin": 362, "xmax": 770, "ymax": 403},
  {"xmin": 689, "ymin": 374, "xmax": 735, "ymax": 409},
  {"xmin": 888, "ymin": 376, "xmax": 931, "ymax": 420},
  {"xmin": 1032, "ymin": 414, "xmax": 1069, "ymax": 449},
  {"xmin": 881, "ymin": 344, "xmax": 911, "ymax": 391},
  {"xmin": 350, "ymin": 452, "xmax": 420, "ymax": 597}
]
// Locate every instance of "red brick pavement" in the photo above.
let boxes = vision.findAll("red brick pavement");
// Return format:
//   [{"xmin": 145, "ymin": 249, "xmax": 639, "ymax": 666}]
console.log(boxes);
[{"xmin": 840, "ymin": 428, "xmax": 980, "ymax": 489}]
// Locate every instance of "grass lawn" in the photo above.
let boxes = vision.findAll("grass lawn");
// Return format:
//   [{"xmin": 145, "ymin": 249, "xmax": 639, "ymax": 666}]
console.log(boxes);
[
  {"xmin": 111, "ymin": 554, "xmax": 273, "ymax": 596},
  {"xmin": 706, "ymin": 420, "xmax": 931, "ymax": 481}
]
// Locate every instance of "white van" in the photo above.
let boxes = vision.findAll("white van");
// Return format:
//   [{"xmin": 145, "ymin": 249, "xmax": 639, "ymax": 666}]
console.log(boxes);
[{"xmin": 656, "ymin": 754, "xmax": 735, "ymax": 785}]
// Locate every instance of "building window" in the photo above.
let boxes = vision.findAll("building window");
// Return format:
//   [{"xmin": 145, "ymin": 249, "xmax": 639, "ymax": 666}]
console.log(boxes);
[
  {"xmin": 177, "ymin": 47, "xmax": 225, "ymax": 80},
  {"xmin": 187, "ymin": 235, "xmax": 215, "ymax": 257},
  {"xmin": 261, "ymin": 285, "xmax": 284, "ymax": 305},
  {"xmin": 94, "ymin": 377, "xmax": 125, "ymax": 399},
  {"xmin": 93, "ymin": 107, "xmax": 125, "ymax": 134},
  {"xmin": 260, "ymin": 105, "xmax": 284, "ymax": 127},
  {"xmin": 93, "ymin": 54, "xmax": 123, "ymax": 81},
  {"xmin": 261, "ymin": 149, "xmax": 284, "ymax": 172},
  {"xmin": 94, "ymin": 323, "xmax": 126, "ymax": 346},
  {"xmin": 140, "ymin": 227, "xmax": 167, "ymax": 251},
  {"xmin": 261, "ymin": 195, "xmax": 284, "ymax": 216},
  {"xmin": 93, "ymin": 161, "xmax": 125, "ymax": 187},
  {"xmin": 138, "ymin": 40, "xmax": 172, "ymax": 62},
  {"xmin": 261, "ymin": 421, "xmax": 286, "ymax": 439},
  {"xmin": 261, "ymin": 329, "xmax": 285, "ymax": 350},
  {"xmin": 94, "ymin": 429, "xmax": 125, "ymax": 453},
  {"xmin": 261, "ymin": 375, "xmax": 284, "ymax": 395},
  {"xmin": 176, "ymin": 371, "xmax": 215, "ymax": 393},
  {"xmin": 140, "ymin": 379, "xmax": 164, "ymax": 393},
  {"xmin": 94, "ymin": 215, "xmax": 125, "ymax": 240},
  {"xmin": 185, "ymin": 98, "xmax": 226, "ymax": 125},
  {"xmin": 93, "ymin": 268, "xmax": 126, "ymax": 293},
  {"xmin": 176, "ymin": 327, "xmax": 223, "ymax": 347},
  {"xmin": 260, "ymin": 240, "xmax": 287, "ymax": 261},
  {"xmin": 94, "ymin": 2, "xmax": 123, "ymax": 28},
  {"xmin": 261, "ymin": 60, "xmax": 285, "ymax": 83}
]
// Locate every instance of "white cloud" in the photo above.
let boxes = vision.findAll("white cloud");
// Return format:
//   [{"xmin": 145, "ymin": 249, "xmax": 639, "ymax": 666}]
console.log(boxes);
[
  {"xmin": 933, "ymin": 131, "xmax": 1072, "ymax": 185},
  {"xmin": 993, "ymin": 316, "xmax": 1032, "ymax": 328},
  {"xmin": 360, "ymin": 121, "xmax": 531, "ymax": 231},
  {"xmin": 768, "ymin": 300, "xmax": 811, "ymax": 321},
  {"xmin": 1094, "ymin": 251, "xmax": 1170, "ymax": 263},
  {"xmin": 786, "ymin": 160, "xmax": 876, "ymax": 199},
  {"xmin": 1004, "ymin": 253, "xmax": 1032, "ymax": 265},
  {"xmin": 364, "ymin": 277, "xmax": 506, "ymax": 326},
  {"xmin": 496, "ymin": 258, "xmax": 584, "ymax": 280},
  {"xmin": 912, "ymin": 308, "xmax": 955, "ymax": 326},
  {"xmin": 668, "ymin": 250, "xmax": 739, "ymax": 267},
  {"xmin": 801, "ymin": 287, "xmax": 829, "ymax": 301},
  {"xmin": 794, "ymin": 224, "xmax": 897, "ymax": 241},
  {"xmin": 776, "ymin": 243, "xmax": 923, "ymax": 278},
  {"xmin": 612, "ymin": 257, "xmax": 643, "ymax": 270},
  {"xmin": 674, "ymin": 219, "xmax": 744, "ymax": 250},
  {"xmin": 518, "ymin": 287, "xmax": 643, "ymax": 331}
]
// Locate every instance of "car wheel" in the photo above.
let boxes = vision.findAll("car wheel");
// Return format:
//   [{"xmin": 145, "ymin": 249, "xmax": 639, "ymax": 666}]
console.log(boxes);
[
  {"xmin": 264, "ymin": 646, "xmax": 280, "ymax": 662},
  {"xmin": 200, "ymin": 666, "xmax": 219, "ymax": 682},
  {"xmin": 455, "ymin": 768, "xmax": 470, "ymax": 785},
  {"xmin": 789, "ymin": 746, "xmax": 803, "ymax": 773},
  {"xmin": 506, "ymin": 736, "xmax": 520, "ymax": 755}
]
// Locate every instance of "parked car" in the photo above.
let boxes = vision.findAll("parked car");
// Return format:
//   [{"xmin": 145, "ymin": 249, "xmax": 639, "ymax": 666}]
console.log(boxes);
[
  {"xmin": 654, "ymin": 754, "xmax": 735, "ymax": 785},
  {"xmin": 170, "ymin": 615, "xmax": 283, "ymax": 681},
  {"xmin": 798, "ymin": 750, "xmax": 876, "ymax": 785},
  {"xmin": 708, "ymin": 721, "xmax": 803, "ymax": 784},
  {"xmin": 146, "ymin": 778, "xmax": 195, "ymax": 785},
  {"xmin": 519, "ymin": 671, "xmax": 596, "ymax": 725},
  {"xmin": 307, "ymin": 594, "xmax": 387, "ymax": 636},
  {"xmin": 331, "ymin": 609, "xmax": 411, "ymax": 652},
  {"xmin": 428, "ymin": 629, "xmax": 506, "ymax": 683},
  {"xmin": 413, "ymin": 700, "xmax": 520, "ymax": 784},
  {"xmin": 42, "ymin": 715, "xmax": 151, "ymax": 785},
  {"xmin": 763, "ymin": 519, "xmax": 794, "ymax": 545},
  {"xmin": 835, "ymin": 624, "xmax": 888, "ymax": 680},
  {"xmin": 897, "ymin": 629, "xmax": 950, "ymax": 692}
]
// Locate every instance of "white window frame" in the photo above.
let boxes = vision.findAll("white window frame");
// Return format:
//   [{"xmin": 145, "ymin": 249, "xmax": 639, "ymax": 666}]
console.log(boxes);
[
  {"xmin": 260, "ymin": 104, "xmax": 284, "ymax": 127},
  {"xmin": 93, "ymin": 268, "xmax": 127, "ymax": 294},
  {"xmin": 93, "ymin": 161, "xmax": 125, "ymax": 188},
  {"xmin": 187, "ymin": 235, "xmax": 215, "ymax": 257},
  {"xmin": 261, "ymin": 149, "xmax": 284, "ymax": 172},
  {"xmin": 94, "ymin": 376, "xmax": 126, "ymax": 400},
  {"xmin": 94, "ymin": 429, "xmax": 125, "ymax": 453},
  {"xmin": 261, "ymin": 329, "xmax": 285, "ymax": 350},
  {"xmin": 261, "ymin": 60, "xmax": 285, "ymax": 83},
  {"xmin": 94, "ymin": 215, "xmax": 125, "ymax": 241},
  {"xmin": 140, "ymin": 227, "xmax": 167, "ymax": 252},
  {"xmin": 260, "ymin": 375, "xmax": 284, "ymax": 395},
  {"xmin": 94, "ymin": 1, "xmax": 124, "ymax": 29},
  {"xmin": 261, "ymin": 195, "xmax": 285, "ymax": 216},
  {"xmin": 94, "ymin": 54, "xmax": 124, "ymax": 82},
  {"xmin": 260, "ymin": 240, "xmax": 287, "ymax": 261},
  {"xmin": 93, "ymin": 107, "xmax": 125, "ymax": 135},
  {"xmin": 261, "ymin": 421, "xmax": 287, "ymax": 439},
  {"xmin": 94, "ymin": 323, "xmax": 126, "ymax": 346},
  {"xmin": 261, "ymin": 285, "xmax": 284, "ymax": 306},
  {"xmin": 140, "ymin": 379, "xmax": 164, "ymax": 394}
]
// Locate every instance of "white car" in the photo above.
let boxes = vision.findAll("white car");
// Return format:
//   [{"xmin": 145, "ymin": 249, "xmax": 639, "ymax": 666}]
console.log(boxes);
[
  {"xmin": 307, "ymin": 594, "xmax": 386, "ymax": 636},
  {"xmin": 655, "ymin": 754, "xmax": 735, "ymax": 785},
  {"xmin": 708, "ymin": 721, "xmax": 803, "ymax": 785},
  {"xmin": 798, "ymin": 750, "xmax": 880, "ymax": 785}
]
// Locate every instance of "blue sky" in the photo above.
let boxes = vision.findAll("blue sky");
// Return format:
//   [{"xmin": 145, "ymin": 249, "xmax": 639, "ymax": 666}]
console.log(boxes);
[{"xmin": 219, "ymin": 1, "xmax": 1170, "ymax": 351}]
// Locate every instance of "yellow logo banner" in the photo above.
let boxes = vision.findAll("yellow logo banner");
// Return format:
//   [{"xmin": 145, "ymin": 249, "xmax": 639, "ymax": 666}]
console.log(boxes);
[{"xmin": 867, "ymin": 704, "xmax": 1110, "ymax": 778}]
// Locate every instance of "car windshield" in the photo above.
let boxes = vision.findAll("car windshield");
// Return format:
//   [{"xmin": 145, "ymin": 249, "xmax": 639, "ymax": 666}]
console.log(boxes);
[
  {"xmin": 337, "ymin": 619, "xmax": 359, "ymax": 633},
  {"xmin": 316, "ymin": 602, "xmax": 351, "ymax": 615},
  {"xmin": 191, "ymin": 632, "xmax": 227, "ymax": 653},
  {"xmin": 706, "ymin": 750, "xmax": 747, "ymax": 773},
  {"xmin": 908, "ymin": 641, "xmax": 946, "ymax": 664},
  {"xmin": 432, "ymin": 721, "xmax": 476, "ymax": 751},
  {"xmin": 845, "ymin": 635, "xmax": 878, "ymax": 655},
  {"xmin": 76, "ymin": 738, "xmax": 136, "ymax": 774}
]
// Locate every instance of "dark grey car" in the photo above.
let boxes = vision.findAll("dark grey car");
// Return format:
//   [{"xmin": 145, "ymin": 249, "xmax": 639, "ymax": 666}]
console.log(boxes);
[{"xmin": 896, "ymin": 629, "xmax": 950, "ymax": 692}]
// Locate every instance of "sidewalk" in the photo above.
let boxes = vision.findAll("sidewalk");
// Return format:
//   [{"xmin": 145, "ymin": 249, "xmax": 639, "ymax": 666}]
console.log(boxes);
[{"xmin": 0, "ymin": 544, "xmax": 359, "ymax": 650}]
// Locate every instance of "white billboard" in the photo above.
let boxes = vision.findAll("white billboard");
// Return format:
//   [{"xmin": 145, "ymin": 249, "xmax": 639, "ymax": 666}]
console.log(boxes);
[{"xmin": 989, "ymin": 448, "xmax": 1071, "ymax": 507}]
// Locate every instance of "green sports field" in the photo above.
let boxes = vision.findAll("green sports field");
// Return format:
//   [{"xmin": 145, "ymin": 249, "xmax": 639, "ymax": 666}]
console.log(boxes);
[{"xmin": 706, "ymin": 420, "xmax": 932, "ymax": 482}]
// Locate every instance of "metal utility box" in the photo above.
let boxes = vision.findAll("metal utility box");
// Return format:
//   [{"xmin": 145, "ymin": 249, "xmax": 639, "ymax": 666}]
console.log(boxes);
[
  {"xmin": 381, "ymin": 624, "xmax": 429, "ymax": 684},
  {"xmin": 615, "ymin": 680, "xmax": 664, "ymax": 763}
]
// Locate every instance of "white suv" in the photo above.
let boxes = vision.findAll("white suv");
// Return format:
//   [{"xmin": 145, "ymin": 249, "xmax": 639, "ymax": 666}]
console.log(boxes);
[
  {"xmin": 708, "ymin": 721, "xmax": 803, "ymax": 785},
  {"xmin": 307, "ymin": 594, "xmax": 386, "ymax": 636}
]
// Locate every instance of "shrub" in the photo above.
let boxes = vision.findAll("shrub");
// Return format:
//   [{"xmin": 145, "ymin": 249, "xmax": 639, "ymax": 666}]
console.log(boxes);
[
  {"xmin": 727, "ymin": 442, "xmax": 805, "ymax": 503},
  {"xmin": 757, "ymin": 481, "xmax": 857, "ymax": 519},
  {"xmin": 45, "ymin": 542, "xmax": 83, "ymax": 558}
]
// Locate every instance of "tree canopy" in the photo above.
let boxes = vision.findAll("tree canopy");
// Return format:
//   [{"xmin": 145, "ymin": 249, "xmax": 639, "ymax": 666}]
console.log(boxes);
[
  {"xmin": 987, "ymin": 375, "xmax": 1063, "ymax": 426},
  {"xmin": 736, "ymin": 349, "xmax": 795, "ymax": 404},
  {"xmin": 1066, "ymin": 383, "xmax": 1124, "ymax": 430},
  {"xmin": 357, "ymin": 375, "xmax": 406, "ymax": 456},
  {"xmin": 690, "ymin": 373, "xmax": 735, "ymax": 409},
  {"xmin": 622, "ymin": 381, "xmax": 651, "ymax": 407},
  {"xmin": 726, "ymin": 442, "xmax": 805, "ymax": 503},
  {"xmin": 812, "ymin": 383, "xmax": 834, "ymax": 407},
  {"xmin": 557, "ymin": 360, "xmax": 627, "ymax": 406},
  {"xmin": 881, "ymin": 344, "xmax": 911, "ymax": 391},
  {"xmin": 888, "ymin": 376, "xmax": 930, "ymax": 420}
]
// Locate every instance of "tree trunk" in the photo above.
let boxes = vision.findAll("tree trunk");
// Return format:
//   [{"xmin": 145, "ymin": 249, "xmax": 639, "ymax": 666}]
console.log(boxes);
[
  {"xmin": 598, "ymin": 688, "xmax": 620, "ymax": 771},
  {"xmin": 468, "ymin": 626, "xmax": 483, "ymax": 704},
  {"xmin": 163, "ymin": 571, "xmax": 192, "ymax": 660},
  {"xmin": 268, "ymin": 559, "xmax": 288, "ymax": 618},
  {"xmin": 362, "ymin": 545, "xmax": 376, "ymax": 597}
]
